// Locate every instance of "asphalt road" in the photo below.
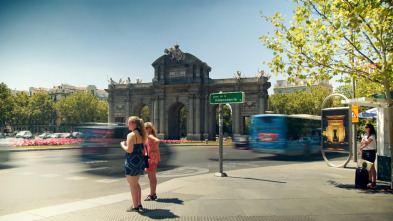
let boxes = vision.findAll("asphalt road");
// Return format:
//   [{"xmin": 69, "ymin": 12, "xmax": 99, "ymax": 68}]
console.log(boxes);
[{"xmin": 0, "ymin": 144, "xmax": 325, "ymax": 215}]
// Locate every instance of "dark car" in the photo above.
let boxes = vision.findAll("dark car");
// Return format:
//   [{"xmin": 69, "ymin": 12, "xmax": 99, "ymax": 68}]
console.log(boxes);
[
  {"xmin": 234, "ymin": 136, "xmax": 249, "ymax": 149},
  {"xmin": 74, "ymin": 125, "xmax": 130, "ymax": 176}
]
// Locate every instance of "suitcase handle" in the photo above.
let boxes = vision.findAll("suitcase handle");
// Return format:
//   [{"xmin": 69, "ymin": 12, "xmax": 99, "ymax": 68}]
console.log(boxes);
[{"xmin": 357, "ymin": 154, "xmax": 362, "ymax": 168}]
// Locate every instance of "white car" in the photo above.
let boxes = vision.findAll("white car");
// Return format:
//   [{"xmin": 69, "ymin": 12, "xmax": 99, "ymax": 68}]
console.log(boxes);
[
  {"xmin": 50, "ymin": 133, "xmax": 63, "ymax": 138},
  {"xmin": 15, "ymin": 131, "xmax": 35, "ymax": 139},
  {"xmin": 38, "ymin": 132, "xmax": 52, "ymax": 139}
]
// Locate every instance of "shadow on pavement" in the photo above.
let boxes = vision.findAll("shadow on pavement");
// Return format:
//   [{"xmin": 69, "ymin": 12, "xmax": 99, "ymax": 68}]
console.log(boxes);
[
  {"xmin": 0, "ymin": 164, "xmax": 17, "ymax": 170},
  {"xmin": 229, "ymin": 176, "xmax": 286, "ymax": 184},
  {"xmin": 327, "ymin": 180, "xmax": 393, "ymax": 194},
  {"xmin": 156, "ymin": 198, "xmax": 184, "ymax": 204},
  {"xmin": 138, "ymin": 209, "xmax": 179, "ymax": 220},
  {"xmin": 208, "ymin": 157, "xmax": 264, "ymax": 162},
  {"xmin": 258, "ymin": 154, "xmax": 324, "ymax": 162}
]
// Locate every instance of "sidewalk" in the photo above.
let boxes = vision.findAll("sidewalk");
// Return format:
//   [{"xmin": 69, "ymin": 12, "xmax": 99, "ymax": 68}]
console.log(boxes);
[{"xmin": 2, "ymin": 161, "xmax": 393, "ymax": 221}]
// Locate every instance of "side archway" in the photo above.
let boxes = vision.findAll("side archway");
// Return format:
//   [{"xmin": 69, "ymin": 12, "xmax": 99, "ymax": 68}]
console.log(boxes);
[
  {"xmin": 167, "ymin": 102, "xmax": 186, "ymax": 140},
  {"xmin": 134, "ymin": 103, "xmax": 151, "ymax": 122}
]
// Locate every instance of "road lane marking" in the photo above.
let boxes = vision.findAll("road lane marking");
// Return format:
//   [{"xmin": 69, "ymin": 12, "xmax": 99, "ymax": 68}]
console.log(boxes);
[
  {"xmin": 84, "ymin": 160, "xmax": 108, "ymax": 164},
  {"xmin": 95, "ymin": 179, "xmax": 119, "ymax": 183},
  {"xmin": 66, "ymin": 176, "xmax": 88, "ymax": 181}
]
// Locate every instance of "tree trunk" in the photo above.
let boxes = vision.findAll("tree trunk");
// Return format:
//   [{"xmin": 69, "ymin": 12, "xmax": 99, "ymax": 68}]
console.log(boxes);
[{"xmin": 383, "ymin": 78, "xmax": 393, "ymax": 189}]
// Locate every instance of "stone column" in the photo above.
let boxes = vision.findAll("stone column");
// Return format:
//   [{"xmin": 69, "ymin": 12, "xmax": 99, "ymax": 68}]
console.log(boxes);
[
  {"xmin": 125, "ymin": 90, "xmax": 130, "ymax": 121},
  {"xmin": 187, "ymin": 94, "xmax": 194, "ymax": 140},
  {"xmin": 203, "ymin": 94, "xmax": 209, "ymax": 139},
  {"xmin": 108, "ymin": 95, "xmax": 114, "ymax": 123},
  {"xmin": 194, "ymin": 95, "xmax": 201, "ymax": 140},
  {"xmin": 153, "ymin": 96, "xmax": 159, "ymax": 130},
  {"xmin": 158, "ymin": 97, "xmax": 166, "ymax": 140},
  {"xmin": 233, "ymin": 103, "xmax": 241, "ymax": 138},
  {"xmin": 259, "ymin": 92, "xmax": 268, "ymax": 114}
]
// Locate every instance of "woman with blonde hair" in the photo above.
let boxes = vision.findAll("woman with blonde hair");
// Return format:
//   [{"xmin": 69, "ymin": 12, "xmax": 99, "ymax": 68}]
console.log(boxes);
[
  {"xmin": 120, "ymin": 116, "xmax": 147, "ymax": 212},
  {"xmin": 144, "ymin": 122, "xmax": 161, "ymax": 201}
]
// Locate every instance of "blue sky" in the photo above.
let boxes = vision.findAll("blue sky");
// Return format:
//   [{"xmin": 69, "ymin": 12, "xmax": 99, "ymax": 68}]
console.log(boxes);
[{"xmin": 0, "ymin": 0, "xmax": 340, "ymax": 94}]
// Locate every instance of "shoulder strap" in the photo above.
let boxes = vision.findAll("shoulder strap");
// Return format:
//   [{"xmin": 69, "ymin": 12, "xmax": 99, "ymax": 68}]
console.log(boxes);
[{"xmin": 133, "ymin": 129, "xmax": 139, "ymax": 143}]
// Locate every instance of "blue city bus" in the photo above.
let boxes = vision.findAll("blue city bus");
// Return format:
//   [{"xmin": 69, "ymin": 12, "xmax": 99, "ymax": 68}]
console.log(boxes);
[{"xmin": 249, "ymin": 114, "xmax": 321, "ymax": 156}]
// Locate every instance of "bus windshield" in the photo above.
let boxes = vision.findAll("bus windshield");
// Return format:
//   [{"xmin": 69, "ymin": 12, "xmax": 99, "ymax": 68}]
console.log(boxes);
[{"xmin": 249, "ymin": 114, "xmax": 321, "ymax": 156}]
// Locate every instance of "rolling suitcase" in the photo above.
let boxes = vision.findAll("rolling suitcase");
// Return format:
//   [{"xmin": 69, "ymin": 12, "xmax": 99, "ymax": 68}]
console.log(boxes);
[{"xmin": 355, "ymin": 155, "xmax": 369, "ymax": 189}]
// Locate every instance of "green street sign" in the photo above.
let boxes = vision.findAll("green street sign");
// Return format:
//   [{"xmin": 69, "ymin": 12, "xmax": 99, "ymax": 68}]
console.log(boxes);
[{"xmin": 210, "ymin": 92, "xmax": 245, "ymax": 104}]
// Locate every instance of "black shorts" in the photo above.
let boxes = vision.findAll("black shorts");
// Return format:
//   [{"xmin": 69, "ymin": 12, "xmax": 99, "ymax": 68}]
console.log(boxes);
[{"xmin": 362, "ymin": 149, "xmax": 376, "ymax": 163}]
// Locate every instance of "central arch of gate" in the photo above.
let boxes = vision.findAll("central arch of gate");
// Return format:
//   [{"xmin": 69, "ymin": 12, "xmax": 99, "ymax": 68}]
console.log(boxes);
[{"xmin": 106, "ymin": 44, "xmax": 271, "ymax": 140}]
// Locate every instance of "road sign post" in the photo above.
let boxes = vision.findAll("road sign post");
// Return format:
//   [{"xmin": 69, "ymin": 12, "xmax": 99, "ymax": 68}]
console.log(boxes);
[{"xmin": 210, "ymin": 92, "xmax": 245, "ymax": 177}]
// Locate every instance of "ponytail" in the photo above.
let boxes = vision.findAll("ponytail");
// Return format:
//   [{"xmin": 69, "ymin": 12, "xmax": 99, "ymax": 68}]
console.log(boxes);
[
  {"xmin": 128, "ymin": 116, "xmax": 147, "ymax": 144},
  {"xmin": 139, "ymin": 119, "xmax": 147, "ymax": 144}
]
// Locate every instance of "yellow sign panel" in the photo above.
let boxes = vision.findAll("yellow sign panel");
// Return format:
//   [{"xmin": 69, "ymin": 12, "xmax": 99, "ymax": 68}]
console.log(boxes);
[{"xmin": 352, "ymin": 105, "xmax": 359, "ymax": 123}]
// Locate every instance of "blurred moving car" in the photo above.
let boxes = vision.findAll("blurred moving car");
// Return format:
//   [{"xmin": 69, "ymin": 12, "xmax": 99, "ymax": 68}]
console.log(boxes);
[
  {"xmin": 50, "ymin": 133, "xmax": 63, "ymax": 138},
  {"xmin": 74, "ymin": 124, "xmax": 172, "ymax": 176},
  {"xmin": 72, "ymin": 132, "xmax": 82, "ymax": 138},
  {"xmin": 38, "ymin": 132, "xmax": 53, "ymax": 139},
  {"xmin": 62, "ymin": 133, "xmax": 74, "ymax": 138},
  {"xmin": 74, "ymin": 125, "xmax": 129, "ymax": 159},
  {"xmin": 0, "ymin": 132, "xmax": 5, "ymax": 139},
  {"xmin": 15, "ymin": 131, "xmax": 35, "ymax": 139},
  {"xmin": 233, "ymin": 136, "xmax": 249, "ymax": 149}
]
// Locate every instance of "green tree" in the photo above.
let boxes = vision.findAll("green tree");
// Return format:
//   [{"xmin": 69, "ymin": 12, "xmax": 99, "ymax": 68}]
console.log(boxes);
[
  {"xmin": 355, "ymin": 78, "xmax": 387, "ymax": 98},
  {"xmin": 216, "ymin": 104, "xmax": 232, "ymax": 136},
  {"xmin": 180, "ymin": 106, "xmax": 187, "ymax": 138},
  {"xmin": 268, "ymin": 93, "xmax": 291, "ymax": 114},
  {"xmin": 244, "ymin": 117, "xmax": 251, "ymax": 135},
  {"xmin": 335, "ymin": 84, "xmax": 353, "ymax": 99},
  {"xmin": 141, "ymin": 106, "xmax": 150, "ymax": 123},
  {"xmin": 56, "ymin": 92, "xmax": 107, "ymax": 125},
  {"xmin": 0, "ymin": 83, "xmax": 13, "ymax": 129},
  {"xmin": 95, "ymin": 100, "xmax": 108, "ymax": 123},
  {"xmin": 269, "ymin": 86, "xmax": 331, "ymax": 115},
  {"xmin": 260, "ymin": 0, "xmax": 393, "ymax": 187},
  {"xmin": 10, "ymin": 92, "xmax": 29, "ymax": 128},
  {"xmin": 28, "ymin": 92, "xmax": 56, "ymax": 125}
]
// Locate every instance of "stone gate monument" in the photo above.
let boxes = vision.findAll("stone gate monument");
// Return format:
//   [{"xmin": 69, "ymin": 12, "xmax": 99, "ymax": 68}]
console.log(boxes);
[{"xmin": 106, "ymin": 44, "xmax": 271, "ymax": 140}]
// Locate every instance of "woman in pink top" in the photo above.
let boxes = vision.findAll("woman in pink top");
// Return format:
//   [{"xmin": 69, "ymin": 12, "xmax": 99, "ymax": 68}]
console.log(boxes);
[{"xmin": 144, "ymin": 122, "xmax": 160, "ymax": 201}]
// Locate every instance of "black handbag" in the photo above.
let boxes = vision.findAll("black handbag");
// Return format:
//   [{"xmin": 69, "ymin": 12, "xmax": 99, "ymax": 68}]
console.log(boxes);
[{"xmin": 144, "ymin": 145, "xmax": 150, "ymax": 169}]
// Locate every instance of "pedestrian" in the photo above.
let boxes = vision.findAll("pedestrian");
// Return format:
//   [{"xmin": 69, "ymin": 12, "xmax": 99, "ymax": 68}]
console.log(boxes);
[
  {"xmin": 357, "ymin": 123, "xmax": 377, "ymax": 188},
  {"xmin": 120, "ymin": 116, "xmax": 147, "ymax": 212},
  {"xmin": 144, "ymin": 122, "xmax": 161, "ymax": 201}
]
